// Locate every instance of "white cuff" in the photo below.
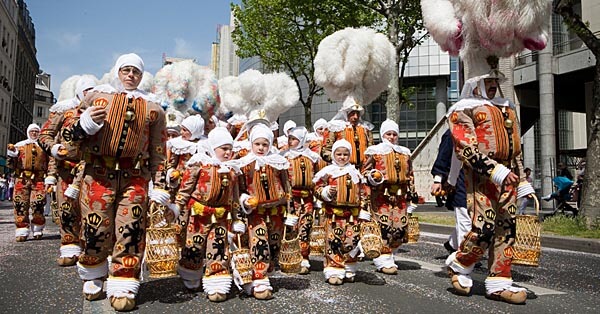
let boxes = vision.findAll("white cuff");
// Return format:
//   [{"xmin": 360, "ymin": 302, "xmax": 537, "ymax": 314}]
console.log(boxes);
[
  {"xmin": 367, "ymin": 169, "xmax": 384, "ymax": 186},
  {"xmin": 344, "ymin": 263, "xmax": 357, "ymax": 278},
  {"xmin": 45, "ymin": 176, "xmax": 57, "ymax": 185},
  {"xmin": 77, "ymin": 260, "xmax": 109, "ymax": 280},
  {"xmin": 490, "ymin": 164, "xmax": 511, "ymax": 186},
  {"xmin": 358, "ymin": 210, "xmax": 371, "ymax": 221},
  {"xmin": 321, "ymin": 186, "xmax": 333, "ymax": 202},
  {"xmin": 485, "ymin": 277, "xmax": 526, "ymax": 295},
  {"xmin": 83, "ymin": 279, "xmax": 104, "ymax": 296},
  {"xmin": 106, "ymin": 277, "xmax": 140, "ymax": 299},
  {"xmin": 323, "ymin": 267, "xmax": 345, "ymax": 280},
  {"xmin": 252, "ymin": 278, "xmax": 273, "ymax": 292},
  {"xmin": 407, "ymin": 204, "xmax": 417, "ymax": 214},
  {"xmin": 284, "ymin": 215, "xmax": 299, "ymax": 227},
  {"xmin": 167, "ymin": 203, "xmax": 180, "ymax": 222},
  {"xmin": 178, "ymin": 265, "xmax": 203, "ymax": 281},
  {"xmin": 51, "ymin": 144, "xmax": 65, "ymax": 159},
  {"xmin": 150, "ymin": 189, "xmax": 170, "ymax": 205},
  {"xmin": 32, "ymin": 224, "xmax": 45, "ymax": 235},
  {"xmin": 203, "ymin": 275, "xmax": 232, "ymax": 295},
  {"xmin": 445, "ymin": 251, "xmax": 474, "ymax": 276},
  {"xmin": 239, "ymin": 193, "xmax": 252, "ymax": 214},
  {"xmin": 15, "ymin": 227, "xmax": 30, "ymax": 237},
  {"xmin": 64, "ymin": 185, "xmax": 80, "ymax": 199},
  {"xmin": 433, "ymin": 175, "xmax": 443, "ymax": 183},
  {"xmin": 60, "ymin": 244, "xmax": 82, "ymax": 258},
  {"xmin": 233, "ymin": 221, "xmax": 246, "ymax": 234},
  {"xmin": 373, "ymin": 254, "xmax": 396, "ymax": 270},
  {"xmin": 7, "ymin": 148, "xmax": 18, "ymax": 158},
  {"xmin": 166, "ymin": 168, "xmax": 177, "ymax": 187},
  {"xmin": 80, "ymin": 107, "xmax": 104, "ymax": 136},
  {"xmin": 517, "ymin": 182, "xmax": 536, "ymax": 199}
]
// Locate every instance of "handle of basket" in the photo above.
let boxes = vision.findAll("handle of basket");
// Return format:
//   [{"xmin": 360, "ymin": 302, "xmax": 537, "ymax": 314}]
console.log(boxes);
[
  {"xmin": 532, "ymin": 194, "xmax": 540, "ymax": 217},
  {"xmin": 237, "ymin": 233, "xmax": 242, "ymax": 249}
]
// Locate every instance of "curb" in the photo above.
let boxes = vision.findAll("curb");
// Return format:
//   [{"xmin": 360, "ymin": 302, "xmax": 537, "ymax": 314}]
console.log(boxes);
[{"xmin": 420, "ymin": 222, "xmax": 600, "ymax": 255}]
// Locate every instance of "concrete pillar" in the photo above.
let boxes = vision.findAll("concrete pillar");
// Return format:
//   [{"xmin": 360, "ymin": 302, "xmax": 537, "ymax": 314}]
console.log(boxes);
[
  {"xmin": 436, "ymin": 77, "xmax": 448, "ymax": 121},
  {"xmin": 522, "ymin": 126, "xmax": 537, "ymax": 189},
  {"xmin": 538, "ymin": 16, "xmax": 556, "ymax": 209}
]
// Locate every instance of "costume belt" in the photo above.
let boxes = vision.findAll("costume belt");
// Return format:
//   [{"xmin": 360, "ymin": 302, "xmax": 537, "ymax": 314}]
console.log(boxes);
[
  {"xmin": 499, "ymin": 160, "xmax": 515, "ymax": 169},
  {"xmin": 291, "ymin": 189, "xmax": 312, "ymax": 198},
  {"xmin": 257, "ymin": 205, "xmax": 286, "ymax": 216},
  {"xmin": 324, "ymin": 206, "xmax": 359, "ymax": 218},
  {"xmin": 15, "ymin": 169, "xmax": 45, "ymax": 180},
  {"xmin": 60, "ymin": 160, "xmax": 78, "ymax": 170},
  {"xmin": 188, "ymin": 198, "xmax": 231, "ymax": 218},
  {"xmin": 83, "ymin": 153, "xmax": 147, "ymax": 171}
]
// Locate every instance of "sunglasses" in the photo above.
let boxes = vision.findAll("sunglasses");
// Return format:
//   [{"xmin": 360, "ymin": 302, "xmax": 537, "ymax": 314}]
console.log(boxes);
[{"xmin": 119, "ymin": 66, "xmax": 142, "ymax": 77}]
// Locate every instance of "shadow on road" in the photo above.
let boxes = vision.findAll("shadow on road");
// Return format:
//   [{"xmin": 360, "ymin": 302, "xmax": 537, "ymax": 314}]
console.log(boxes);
[
  {"xmin": 138, "ymin": 277, "xmax": 197, "ymax": 305},
  {"xmin": 271, "ymin": 276, "xmax": 310, "ymax": 292},
  {"xmin": 396, "ymin": 260, "xmax": 421, "ymax": 271},
  {"xmin": 355, "ymin": 271, "xmax": 386, "ymax": 285}
]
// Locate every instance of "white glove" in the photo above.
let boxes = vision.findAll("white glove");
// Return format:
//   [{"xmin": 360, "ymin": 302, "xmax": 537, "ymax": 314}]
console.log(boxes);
[
  {"xmin": 150, "ymin": 189, "xmax": 170, "ymax": 205},
  {"xmin": 80, "ymin": 106, "xmax": 104, "ymax": 135},
  {"xmin": 232, "ymin": 221, "xmax": 246, "ymax": 234},
  {"xmin": 284, "ymin": 215, "xmax": 299, "ymax": 227},
  {"xmin": 7, "ymin": 148, "xmax": 18, "ymax": 158},
  {"xmin": 367, "ymin": 169, "xmax": 384, "ymax": 186},
  {"xmin": 51, "ymin": 144, "xmax": 65, "ymax": 160},
  {"xmin": 239, "ymin": 194, "xmax": 253, "ymax": 214},
  {"xmin": 167, "ymin": 203, "xmax": 180, "ymax": 222},
  {"xmin": 321, "ymin": 186, "xmax": 333, "ymax": 202},
  {"xmin": 358, "ymin": 210, "xmax": 371, "ymax": 221}
]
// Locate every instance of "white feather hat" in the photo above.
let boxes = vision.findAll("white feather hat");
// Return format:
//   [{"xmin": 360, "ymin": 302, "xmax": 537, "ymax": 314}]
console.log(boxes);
[{"xmin": 314, "ymin": 27, "xmax": 395, "ymax": 111}]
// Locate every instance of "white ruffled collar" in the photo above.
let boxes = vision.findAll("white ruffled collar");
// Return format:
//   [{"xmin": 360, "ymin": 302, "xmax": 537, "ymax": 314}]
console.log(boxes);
[
  {"xmin": 49, "ymin": 97, "xmax": 79, "ymax": 113},
  {"xmin": 281, "ymin": 147, "xmax": 321, "ymax": 163},
  {"xmin": 237, "ymin": 152, "xmax": 290, "ymax": 170},
  {"xmin": 446, "ymin": 96, "xmax": 511, "ymax": 116},
  {"xmin": 15, "ymin": 138, "xmax": 39, "ymax": 147},
  {"xmin": 327, "ymin": 119, "xmax": 374, "ymax": 132},
  {"xmin": 186, "ymin": 152, "xmax": 241, "ymax": 174},
  {"xmin": 167, "ymin": 137, "xmax": 198, "ymax": 155},
  {"xmin": 313, "ymin": 162, "xmax": 363, "ymax": 184},
  {"xmin": 365, "ymin": 141, "xmax": 411, "ymax": 156},
  {"xmin": 91, "ymin": 84, "xmax": 160, "ymax": 103}
]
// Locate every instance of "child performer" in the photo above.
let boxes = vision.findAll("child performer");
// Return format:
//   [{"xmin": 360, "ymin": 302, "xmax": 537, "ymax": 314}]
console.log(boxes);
[
  {"xmin": 280, "ymin": 126, "xmax": 325, "ymax": 274},
  {"xmin": 313, "ymin": 139, "xmax": 370, "ymax": 285},
  {"xmin": 174, "ymin": 127, "xmax": 243, "ymax": 302},
  {"xmin": 237, "ymin": 123, "xmax": 291, "ymax": 300},
  {"xmin": 362, "ymin": 119, "xmax": 418, "ymax": 275},
  {"xmin": 166, "ymin": 115, "xmax": 205, "ymax": 198}
]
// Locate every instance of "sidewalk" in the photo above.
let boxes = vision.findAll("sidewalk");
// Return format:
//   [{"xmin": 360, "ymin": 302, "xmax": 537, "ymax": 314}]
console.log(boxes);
[{"xmin": 416, "ymin": 203, "xmax": 600, "ymax": 255}]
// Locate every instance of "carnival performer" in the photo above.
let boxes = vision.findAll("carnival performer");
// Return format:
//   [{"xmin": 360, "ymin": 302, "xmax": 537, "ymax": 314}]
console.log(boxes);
[
  {"xmin": 305, "ymin": 118, "xmax": 328, "ymax": 155},
  {"xmin": 236, "ymin": 123, "xmax": 291, "ymax": 299},
  {"xmin": 362, "ymin": 119, "xmax": 417, "ymax": 275},
  {"xmin": 276, "ymin": 120, "xmax": 296, "ymax": 151},
  {"xmin": 314, "ymin": 139, "xmax": 370, "ymax": 285},
  {"xmin": 445, "ymin": 72, "xmax": 535, "ymax": 304},
  {"xmin": 166, "ymin": 115, "xmax": 205, "ymax": 197},
  {"xmin": 6, "ymin": 124, "xmax": 50, "ymax": 242},
  {"xmin": 38, "ymin": 75, "xmax": 98, "ymax": 266},
  {"xmin": 174, "ymin": 126, "xmax": 242, "ymax": 302},
  {"xmin": 280, "ymin": 126, "xmax": 325, "ymax": 274},
  {"xmin": 64, "ymin": 53, "xmax": 168, "ymax": 311},
  {"xmin": 322, "ymin": 98, "xmax": 374, "ymax": 168}
]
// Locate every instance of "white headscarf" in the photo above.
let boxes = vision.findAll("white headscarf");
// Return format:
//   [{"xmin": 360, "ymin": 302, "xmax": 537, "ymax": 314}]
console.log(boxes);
[
  {"xmin": 181, "ymin": 115, "xmax": 205, "ymax": 141},
  {"xmin": 76, "ymin": 76, "xmax": 98, "ymax": 101},
  {"xmin": 379, "ymin": 119, "xmax": 399, "ymax": 142},
  {"xmin": 15, "ymin": 123, "xmax": 41, "ymax": 146},
  {"xmin": 283, "ymin": 120, "xmax": 297, "ymax": 136},
  {"xmin": 313, "ymin": 139, "xmax": 362, "ymax": 183},
  {"xmin": 447, "ymin": 74, "xmax": 510, "ymax": 115},
  {"xmin": 208, "ymin": 126, "xmax": 234, "ymax": 152},
  {"xmin": 313, "ymin": 118, "xmax": 327, "ymax": 131},
  {"xmin": 114, "ymin": 53, "xmax": 145, "ymax": 75},
  {"xmin": 238, "ymin": 123, "xmax": 289, "ymax": 170},
  {"xmin": 282, "ymin": 126, "xmax": 320, "ymax": 163},
  {"xmin": 186, "ymin": 127, "xmax": 240, "ymax": 173}
]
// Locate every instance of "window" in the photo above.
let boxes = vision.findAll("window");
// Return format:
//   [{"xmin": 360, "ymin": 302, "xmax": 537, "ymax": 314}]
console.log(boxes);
[{"xmin": 37, "ymin": 106, "xmax": 43, "ymax": 118}]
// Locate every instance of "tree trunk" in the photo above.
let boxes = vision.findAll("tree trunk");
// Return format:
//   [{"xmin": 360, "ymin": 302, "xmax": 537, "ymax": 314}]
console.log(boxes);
[
  {"xmin": 581, "ymin": 61, "xmax": 600, "ymax": 227},
  {"xmin": 304, "ymin": 94, "xmax": 313, "ymax": 131},
  {"xmin": 385, "ymin": 10, "xmax": 401, "ymax": 123}
]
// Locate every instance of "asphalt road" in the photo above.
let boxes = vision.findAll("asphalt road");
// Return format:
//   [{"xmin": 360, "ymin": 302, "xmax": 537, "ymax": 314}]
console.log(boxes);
[{"xmin": 0, "ymin": 200, "xmax": 598, "ymax": 314}]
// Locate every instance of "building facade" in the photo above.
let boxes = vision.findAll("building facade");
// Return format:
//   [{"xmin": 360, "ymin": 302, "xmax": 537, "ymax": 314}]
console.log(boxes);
[
  {"xmin": 0, "ymin": 0, "xmax": 19, "ymax": 173},
  {"xmin": 32, "ymin": 72, "xmax": 53, "ymax": 126},
  {"xmin": 212, "ymin": 12, "xmax": 239, "ymax": 79},
  {"xmin": 10, "ymin": 0, "xmax": 38, "ymax": 144}
]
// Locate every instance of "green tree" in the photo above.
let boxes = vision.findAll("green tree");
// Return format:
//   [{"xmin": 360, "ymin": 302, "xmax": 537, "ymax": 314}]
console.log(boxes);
[
  {"xmin": 555, "ymin": 0, "xmax": 600, "ymax": 227},
  {"xmin": 231, "ymin": 0, "xmax": 379, "ymax": 129},
  {"xmin": 356, "ymin": 0, "xmax": 427, "ymax": 122}
]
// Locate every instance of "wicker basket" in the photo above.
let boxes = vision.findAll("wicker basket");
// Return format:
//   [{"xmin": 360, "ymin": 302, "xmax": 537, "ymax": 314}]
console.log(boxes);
[
  {"xmin": 309, "ymin": 225, "xmax": 326, "ymax": 256},
  {"xmin": 512, "ymin": 195, "xmax": 541, "ymax": 267},
  {"xmin": 407, "ymin": 216, "xmax": 420, "ymax": 244},
  {"xmin": 145, "ymin": 203, "xmax": 180, "ymax": 278},
  {"xmin": 279, "ymin": 228, "xmax": 302, "ymax": 273},
  {"xmin": 360, "ymin": 221, "xmax": 382, "ymax": 259}
]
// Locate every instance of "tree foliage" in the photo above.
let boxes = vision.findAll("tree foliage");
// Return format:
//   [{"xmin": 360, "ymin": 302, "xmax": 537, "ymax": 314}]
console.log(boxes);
[
  {"xmin": 554, "ymin": 0, "xmax": 600, "ymax": 227},
  {"xmin": 231, "ymin": 0, "xmax": 379, "ymax": 129}
]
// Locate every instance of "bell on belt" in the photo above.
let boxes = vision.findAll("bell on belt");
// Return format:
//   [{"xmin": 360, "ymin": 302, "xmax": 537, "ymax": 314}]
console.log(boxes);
[
  {"xmin": 349, "ymin": 215, "xmax": 354, "ymax": 223},
  {"xmin": 124, "ymin": 110, "xmax": 136, "ymax": 122},
  {"xmin": 384, "ymin": 188, "xmax": 390, "ymax": 196},
  {"xmin": 226, "ymin": 212, "xmax": 232, "ymax": 221},
  {"xmin": 221, "ymin": 176, "xmax": 230, "ymax": 187},
  {"xmin": 265, "ymin": 215, "xmax": 271, "ymax": 224},
  {"xmin": 504, "ymin": 119, "xmax": 513, "ymax": 128},
  {"xmin": 211, "ymin": 214, "xmax": 217, "ymax": 224},
  {"xmin": 300, "ymin": 197, "xmax": 304, "ymax": 205}
]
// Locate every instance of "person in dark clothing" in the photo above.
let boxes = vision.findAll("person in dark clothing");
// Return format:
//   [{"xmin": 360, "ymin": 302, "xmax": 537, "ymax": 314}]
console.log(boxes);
[
  {"xmin": 557, "ymin": 162, "xmax": 573, "ymax": 181},
  {"xmin": 430, "ymin": 129, "xmax": 469, "ymax": 253}
]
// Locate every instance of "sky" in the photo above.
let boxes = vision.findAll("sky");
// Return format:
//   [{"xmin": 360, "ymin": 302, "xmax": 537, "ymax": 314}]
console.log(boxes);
[{"xmin": 27, "ymin": 0, "xmax": 237, "ymax": 97}]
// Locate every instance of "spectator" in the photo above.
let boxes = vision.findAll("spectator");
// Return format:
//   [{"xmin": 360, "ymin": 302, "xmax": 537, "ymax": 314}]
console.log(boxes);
[
  {"xmin": 517, "ymin": 168, "xmax": 533, "ymax": 215},
  {"xmin": 0, "ymin": 174, "xmax": 7, "ymax": 201},
  {"xmin": 557, "ymin": 162, "xmax": 573, "ymax": 180}
]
